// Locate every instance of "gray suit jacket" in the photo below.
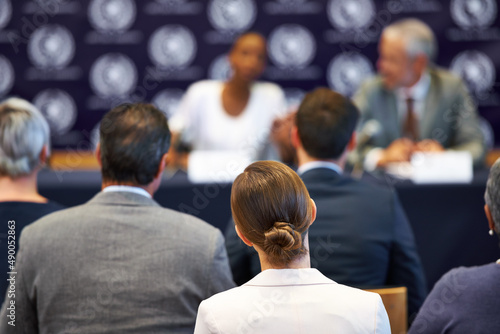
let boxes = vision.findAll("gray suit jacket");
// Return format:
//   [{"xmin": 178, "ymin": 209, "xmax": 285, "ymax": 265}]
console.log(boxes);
[
  {"xmin": 0, "ymin": 191, "xmax": 235, "ymax": 334},
  {"xmin": 353, "ymin": 67, "xmax": 485, "ymax": 166}
]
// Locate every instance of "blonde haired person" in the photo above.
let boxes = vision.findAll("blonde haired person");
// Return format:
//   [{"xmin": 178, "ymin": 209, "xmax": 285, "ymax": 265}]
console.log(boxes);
[
  {"xmin": 194, "ymin": 161, "xmax": 390, "ymax": 334},
  {"xmin": 0, "ymin": 97, "xmax": 64, "ymax": 301}
]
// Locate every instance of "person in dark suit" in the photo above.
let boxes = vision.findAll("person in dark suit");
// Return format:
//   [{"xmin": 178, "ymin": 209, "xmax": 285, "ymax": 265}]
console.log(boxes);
[
  {"xmin": 0, "ymin": 97, "xmax": 64, "ymax": 302},
  {"xmin": 226, "ymin": 88, "xmax": 426, "ymax": 320},
  {"xmin": 0, "ymin": 103, "xmax": 235, "ymax": 333}
]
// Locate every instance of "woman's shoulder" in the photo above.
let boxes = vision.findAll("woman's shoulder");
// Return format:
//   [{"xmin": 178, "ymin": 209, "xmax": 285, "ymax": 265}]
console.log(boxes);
[
  {"xmin": 252, "ymin": 81, "xmax": 285, "ymax": 97},
  {"xmin": 186, "ymin": 80, "xmax": 223, "ymax": 94}
]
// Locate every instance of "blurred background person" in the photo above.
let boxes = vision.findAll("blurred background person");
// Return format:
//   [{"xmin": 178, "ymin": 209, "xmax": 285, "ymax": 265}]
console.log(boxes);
[
  {"xmin": 226, "ymin": 88, "xmax": 426, "ymax": 321},
  {"xmin": 353, "ymin": 18, "xmax": 485, "ymax": 171},
  {"xmin": 0, "ymin": 103, "xmax": 234, "ymax": 333},
  {"xmin": 0, "ymin": 97, "xmax": 64, "ymax": 301},
  {"xmin": 409, "ymin": 157, "xmax": 500, "ymax": 334},
  {"xmin": 168, "ymin": 32, "xmax": 287, "ymax": 171},
  {"xmin": 195, "ymin": 160, "xmax": 390, "ymax": 334}
]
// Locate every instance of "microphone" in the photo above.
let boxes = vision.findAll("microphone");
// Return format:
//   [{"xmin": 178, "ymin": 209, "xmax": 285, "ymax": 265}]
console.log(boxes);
[
  {"xmin": 356, "ymin": 120, "xmax": 381, "ymax": 149},
  {"xmin": 351, "ymin": 120, "xmax": 381, "ymax": 178}
]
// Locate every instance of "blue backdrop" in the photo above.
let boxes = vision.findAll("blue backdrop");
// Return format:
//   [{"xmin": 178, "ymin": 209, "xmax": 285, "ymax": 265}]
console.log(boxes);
[{"xmin": 0, "ymin": 0, "xmax": 498, "ymax": 149}]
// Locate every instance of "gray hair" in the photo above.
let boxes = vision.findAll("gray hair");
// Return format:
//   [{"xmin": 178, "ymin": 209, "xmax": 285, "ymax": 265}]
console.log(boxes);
[
  {"xmin": 0, "ymin": 97, "xmax": 50, "ymax": 177},
  {"xmin": 485, "ymin": 158, "xmax": 500, "ymax": 231},
  {"xmin": 383, "ymin": 18, "xmax": 437, "ymax": 62}
]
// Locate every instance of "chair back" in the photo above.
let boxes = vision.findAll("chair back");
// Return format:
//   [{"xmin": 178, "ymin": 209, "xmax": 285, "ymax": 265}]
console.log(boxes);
[{"xmin": 366, "ymin": 286, "xmax": 407, "ymax": 334}]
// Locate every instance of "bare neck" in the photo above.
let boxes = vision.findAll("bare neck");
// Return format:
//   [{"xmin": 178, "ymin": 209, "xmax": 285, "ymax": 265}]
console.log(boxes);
[
  {"xmin": 296, "ymin": 146, "xmax": 347, "ymax": 170},
  {"xmin": 256, "ymin": 235, "xmax": 312, "ymax": 271},
  {"xmin": 0, "ymin": 172, "xmax": 47, "ymax": 203}
]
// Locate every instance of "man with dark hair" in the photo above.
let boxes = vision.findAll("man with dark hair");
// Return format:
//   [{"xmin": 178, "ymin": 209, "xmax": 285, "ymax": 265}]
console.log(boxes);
[
  {"xmin": 226, "ymin": 88, "xmax": 426, "ymax": 320},
  {"xmin": 0, "ymin": 103, "xmax": 234, "ymax": 333}
]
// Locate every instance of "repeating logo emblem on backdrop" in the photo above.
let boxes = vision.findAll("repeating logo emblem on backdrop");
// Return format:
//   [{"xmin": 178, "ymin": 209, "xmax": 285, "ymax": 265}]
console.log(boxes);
[
  {"xmin": 88, "ymin": 0, "xmax": 136, "ymax": 33},
  {"xmin": 451, "ymin": 0, "xmax": 497, "ymax": 29},
  {"xmin": 0, "ymin": 55, "xmax": 14, "ymax": 97},
  {"xmin": 208, "ymin": 54, "xmax": 232, "ymax": 81},
  {"xmin": 207, "ymin": 0, "xmax": 256, "ymax": 33},
  {"xmin": 148, "ymin": 25, "xmax": 197, "ymax": 69},
  {"xmin": 327, "ymin": 53, "xmax": 374, "ymax": 97},
  {"xmin": 27, "ymin": 25, "xmax": 75, "ymax": 70},
  {"xmin": 327, "ymin": 0, "xmax": 375, "ymax": 31},
  {"xmin": 268, "ymin": 24, "xmax": 316, "ymax": 69},
  {"xmin": 33, "ymin": 89, "xmax": 77, "ymax": 136},
  {"xmin": 152, "ymin": 89, "xmax": 184, "ymax": 118},
  {"xmin": 90, "ymin": 53, "xmax": 138, "ymax": 98},
  {"xmin": 450, "ymin": 50, "xmax": 496, "ymax": 97},
  {"xmin": 0, "ymin": 0, "xmax": 12, "ymax": 30}
]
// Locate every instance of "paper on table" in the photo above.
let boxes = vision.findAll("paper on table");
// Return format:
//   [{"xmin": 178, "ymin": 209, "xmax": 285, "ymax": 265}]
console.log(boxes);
[
  {"xmin": 411, "ymin": 151, "xmax": 473, "ymax": 184},
  {"xmin": 187, "ymin": 150, "xmax": 252, "ymax": 184}
]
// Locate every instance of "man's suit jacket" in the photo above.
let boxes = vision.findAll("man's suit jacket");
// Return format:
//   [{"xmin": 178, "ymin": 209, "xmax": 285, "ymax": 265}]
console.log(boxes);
[
  {"xmin": 353, "ymin": 67, "xmax": 485, "ymax": 165},
  {"xmin": 194, "ymin": 268, "xmax": 390, "ymax": 334},
  {"xmin": 226, "ymin": 168, "xmax": 426, "ymax": 318},
  {"xmin": 0, "ymin": 191, "xmax": 235, "ymax": 334}
]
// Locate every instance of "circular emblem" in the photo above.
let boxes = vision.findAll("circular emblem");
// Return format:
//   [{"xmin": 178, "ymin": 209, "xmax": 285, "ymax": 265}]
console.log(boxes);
[
  {"xmin": 27, "ymin": 24, "xmax": 75, "ymax": 70},
  {"xmin": 450, "ymin": 0, "xmax": 497, "ymax": 29},
  {"xmin": 327, "ymin": 53, "xmax": 374, "ymax": 97},
  {"xmin": 90, "ymin": 53, "xmax": 138, "ymax": 98},
  {"xmin": 327, "ymin": 0, "xmax": 375, "ymax": 31},
  {"xmin": 0, "ymin": 0, "xmax": 12, "ymax": 30},
  {"xmin": 207, "ymin": 0, "xmax": 257, "ymax": 33},
  {"xmin": 88, "ymin": 0, "xmax": 136, "ymax": 33},
  {"xmin": 283, "ymin": 88, "xmax": 305, "ymax": 112},
  {"xmin": 152, "ymin": 89, "xmax": 184, "ymax": 119},
  {"xmin": 450, "ymin": 50, "xmax": 495, "ymax": 95},
  {"xmin": 268, "ymin": 24, "xmax": 316, "ymax": 69},
  {"xmin": 148, "ymin": 25, "xmax": 197, "ymax": 69},
  {"xmin": 33, "ymin": 89, "xmax": 77, "ymax": 136},
  {"xmin": 208, "ymin": 54, "xmax": 233, "ymax": 81},
  {"xmin": 0, "ymin": 55, "xmax": 14, "ymax": 97}
]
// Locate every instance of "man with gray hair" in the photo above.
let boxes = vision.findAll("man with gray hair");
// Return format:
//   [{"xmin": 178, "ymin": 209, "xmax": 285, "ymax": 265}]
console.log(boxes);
[
  {"xmin": 0, "ymin": 97, "xmax": 64, "ymax": 301},
  {"xmin": 353, "ymin": 18, "xmax": 485, "ymax": 170},
  {"xmin": 408, "ymin": 158, "xmax": 500, "ymax": 333},
  {"xmin": 0, "ymin": 103, "xmax": 234, "ymax": 333}
]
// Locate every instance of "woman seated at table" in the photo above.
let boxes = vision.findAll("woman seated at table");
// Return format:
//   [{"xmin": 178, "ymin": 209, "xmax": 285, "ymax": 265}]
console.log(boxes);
[
  {"xmin": 194, "ymin": 161, "xmax": 390, "ymax": 333},
  {"xmin": 0, "ymin": 97, "xmax": 64, "ymax": 298},
  {"xmin": 409, "ymin": 157, "xmax": 500, "ymax": 334},
  {"xmin": 167, "ymin": 32, "xmax": 287, "ymax": 172}
]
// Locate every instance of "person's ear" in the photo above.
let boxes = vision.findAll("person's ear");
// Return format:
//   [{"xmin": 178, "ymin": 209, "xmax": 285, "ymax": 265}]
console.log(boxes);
[
  {"xmin": 485, "ymin": 204, "xmax": 496, "ymax": 232},
  {"xmin": 309, "ymin": 198, "xmax": 317, "ymax": 227},
  {"xmin": 413, "ymin": 54, "xmax": 428, "ymax": 74},
  {"xmin": 235, "ymin": 225, "xmax": 253, "ymax": 247},
  {"xmin": 291, "ymin": 125, "xmax": 301, "ymax": 150},
  {"xmin": 155, "ymin": 153, "xmax": 169, "ymax": 179},
  {"xmin": 95, "ymin": 143, "xmax": 102, "ymax": 168},
  {"xmin": 39, "ymin": 144, "xmax": 49, "ymax": 165},
  {"xmin": 347, "ymin": 132, "xmax": 357, "ymax": 152}
]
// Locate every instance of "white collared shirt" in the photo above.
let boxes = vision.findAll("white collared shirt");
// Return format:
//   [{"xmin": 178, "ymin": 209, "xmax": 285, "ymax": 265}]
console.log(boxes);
[
  {"xmin": 102, "ymin": 185, "xmax": 152, "ymax": 198},
  {"xmin": 364, "ymin": 71, "xmax": 431, "ymax": 171},
  {"xmin": 395, "ymin": 71, "xmax": 431, "ymax": 125},
  {"xmin": 297, "ymin": 161, "xmax": 343, "ymax": 176}
]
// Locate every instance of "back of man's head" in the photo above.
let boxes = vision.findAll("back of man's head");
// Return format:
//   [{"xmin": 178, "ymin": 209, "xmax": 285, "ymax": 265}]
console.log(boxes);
[
  {"xmin": 296, "ymin": 88, "xmax": 359, "ymax": 160},
  {"xmin": 99, "ymin": 103, "xmax": 171, "ymax": 185}
]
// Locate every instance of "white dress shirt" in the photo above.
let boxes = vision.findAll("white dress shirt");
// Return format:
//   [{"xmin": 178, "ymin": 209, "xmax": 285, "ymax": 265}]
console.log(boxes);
[
  {"xmin": 364, "ymin": 72, "xmax": 431, "ymax": 171},
  {"xmin": 102, "ymin": 185, "xmax": 151, "ymax": 198},
  {"xmin": 297, "ymin": 161, "xmax": 343, "ymax": 175},
  {"xmin": 194, "ymin": 268, "xmax": 390, "ymax": 334}
]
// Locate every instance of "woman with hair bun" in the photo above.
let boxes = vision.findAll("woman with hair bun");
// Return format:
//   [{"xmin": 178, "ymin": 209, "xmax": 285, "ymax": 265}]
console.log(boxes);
[{"xmin": 194, "ymin": 160, "xmax": 390, "ymax": 334}]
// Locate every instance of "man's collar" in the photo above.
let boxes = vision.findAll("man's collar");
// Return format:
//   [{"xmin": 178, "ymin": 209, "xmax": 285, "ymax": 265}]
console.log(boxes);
[
  {"xmin": 297, "ymin": 161, "xmax": 343, "ymax": 176},
  {"xmin": 102, "ymin": 185, "xmax": 152, "ymax": 198},
  {"xmin": 396, "ymin": 70, "xmax": 431, "ymax": 101}
]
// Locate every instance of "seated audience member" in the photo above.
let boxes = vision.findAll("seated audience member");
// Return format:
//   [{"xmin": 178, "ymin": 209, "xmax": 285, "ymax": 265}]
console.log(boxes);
[
  {"xmin": 0, "ymin": 103, "xmax": 234, "ymax": 333},
  {"xmin": 409, "ymin": 158, "xmax": 500, "ymax": 334},
  {"xmin": 353, "ymin": 18, "xmax": 485, "ymax": 170},
  {"xmin": 168, "ymin": 32, "xmax": 287, "ymax": 169},
  {"xmin": 225, "ymin": 88, "xmax": 427, "ymax": 320},
  {"xmin": 0, "ymin": 97, "xmax": 64, "ymax": 301},
  {"xmin": 195, "ymin": 161, "xmax": 390, "ymax": 334}
]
